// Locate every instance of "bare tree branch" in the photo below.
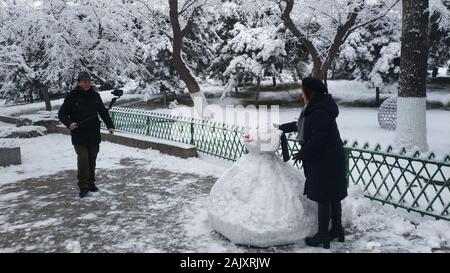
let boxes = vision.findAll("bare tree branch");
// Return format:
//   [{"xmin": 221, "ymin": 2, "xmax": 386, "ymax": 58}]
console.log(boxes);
[
  {"xmin": 179, "ymin": 0, "xmax": 198, "ymax": 16},
  {"xmin": 306, "ymin": 5, "xmax": 339, "ymax": 25},
  {"xmin": 169, "ymin": 0, "xmax": 201, "ymax": 93},
  {"xmin": 349, "ymin": 0, "xmax": 400, "ymax": 32},
  {"xmin": 320, "ymin": 6, "xmax": 360, "ymax": 76},
  {"xmin": 280, "ymin": 0, "xmax": 322, "ymax": 76}
]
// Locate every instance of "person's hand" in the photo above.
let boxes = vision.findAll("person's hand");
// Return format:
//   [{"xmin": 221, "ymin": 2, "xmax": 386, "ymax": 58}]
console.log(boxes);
[
  {"xmin": 292, "ymin": 152, "xmax": 301, "ymax": 165},
  {"xmin": 108, "ymin": 128, "xmax": 115, "ymax": 135},
  {"xmin": 272, "ymin": 123, "xmax": 279, "ymax": 129},
  {"xmin": 69, "ymin": 122, "xmax": 78, "ymax": 130}
]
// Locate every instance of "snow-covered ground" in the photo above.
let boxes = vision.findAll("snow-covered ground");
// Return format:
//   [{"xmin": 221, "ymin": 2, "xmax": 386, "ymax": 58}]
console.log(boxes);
[
  {"xmin": 328, "ymin": 80, "xmax": 450, "ymax": 107},
  {"xmin": 0, "ymin": 121, "xmax": 12, "ymax": 128},
  {"xmin": 0, "ymin": 133, "xmax": 449, "ymax": 253},
  {"xmin": 438, "ymin": 67, "xmax": 450, "ymax": 77},
  {"xmin": 200, "ymin": 79, "xmax": 450, "ymax": 107}
]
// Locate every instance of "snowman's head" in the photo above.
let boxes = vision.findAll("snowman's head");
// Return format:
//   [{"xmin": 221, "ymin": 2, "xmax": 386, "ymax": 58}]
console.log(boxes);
[{"xmin": 243, "ymin": 127, "xmax": 281, "ymax": 154}]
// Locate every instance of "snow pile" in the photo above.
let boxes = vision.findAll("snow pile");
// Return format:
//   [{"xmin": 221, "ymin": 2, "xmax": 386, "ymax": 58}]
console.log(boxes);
[
  {"xmin": 16, "ymin": 111, "xmax": 60, "ymax": 132},
  {"xmin": 207, "ymin": 127, "xmax": 317, "ymax": 247},
  {"xmin": 341, "ymin": 183, "xmax": 450, "ymax": 251},
  {"xmin": 341, "ymin": 184, "xmax": 366, "ymax": 228},
  {"xmin": 17, "ymin": 111, "xmax": 59, "ymax": 123},
  {"xmin": 0, "ymin": 126, "xmax": 47, "ymax": 138}
]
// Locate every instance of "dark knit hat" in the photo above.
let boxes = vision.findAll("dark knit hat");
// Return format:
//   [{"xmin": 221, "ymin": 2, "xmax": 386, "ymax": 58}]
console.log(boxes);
[
  {"xmin": 76, "ymin": 71, "xmax": 92, "ymax": 81},
  {"xmin": 302, "ymin": 77, "xmax": 328, "ymax": 94}
]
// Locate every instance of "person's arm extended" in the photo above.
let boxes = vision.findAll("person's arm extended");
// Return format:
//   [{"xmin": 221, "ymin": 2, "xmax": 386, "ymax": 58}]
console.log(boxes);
[
  {"xmin": 299, "ymin": 110, "xmax": 331, "ymax": 161},
  {"xmin": 58, "ymin": 94, "xmax": 72, "ymax": 129},
  {"xmin": 97, "ymin": 94, "xmax": 115, "ymax": 130},
  {"xmin": 279, "ymin": 122, "xmax": 298, "ymax": 133}
]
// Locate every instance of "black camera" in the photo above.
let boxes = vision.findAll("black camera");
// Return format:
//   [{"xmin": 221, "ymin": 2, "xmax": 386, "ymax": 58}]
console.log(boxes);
[
  {"xmin": 112, "ymin": 89, "xmax": 123, "ymax": 97},
  {"xmin": 108, "ymin": 89, "xmax": 123, "ymax": 110}
]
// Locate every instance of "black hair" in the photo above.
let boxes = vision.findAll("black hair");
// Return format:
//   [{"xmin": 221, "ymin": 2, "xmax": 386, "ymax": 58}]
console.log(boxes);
[{"xmin": 301, "ymin": 77, "xmax": 328, "ymax": 95}]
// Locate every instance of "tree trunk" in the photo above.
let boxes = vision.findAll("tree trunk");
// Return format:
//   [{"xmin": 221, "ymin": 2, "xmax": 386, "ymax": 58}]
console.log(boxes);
[
  {"xmin": 432, "ymin": 67, "xmax": 438, "ymax": 78},
  {"xmin": 395, "ymin": 0, "xmax": 429, "ymax": 152},
  {"xmin": 255, "ymin": 76, "xmax": 261, "ymax": 107},
  {"xmin": 168, "ymin": 0, "xmax": 208, "ymax": 117},
  {"xmin": 28, "ymin": 88, "xmax": 34, "ymax": 103},
  {"xmin": 375, "ymin": 87, "xmax": 380, "ymax": 106},
  {"xmin": 40, "ymin": 85, "xmax": 52, "ymax": 111},
  {"xmin": 281, "ymin": 0, "xmax": 359, "ymax": 82},
  {"xmin": 163, "ymin": 91, "xmax": 167, "ymax": 107},
  {"xmin": 292, "ymin": 68, "xmax": 298, "ymax": 83}
]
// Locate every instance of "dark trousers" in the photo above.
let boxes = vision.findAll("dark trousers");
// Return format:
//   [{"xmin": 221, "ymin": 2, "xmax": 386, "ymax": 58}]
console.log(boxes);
[
  {"xmin": 74, "ymin": 145, "xmax": 100, "ymax": 189},
  {"xmin": 318, "ymin": 201, "xmax": 342, "ymax": 233}
]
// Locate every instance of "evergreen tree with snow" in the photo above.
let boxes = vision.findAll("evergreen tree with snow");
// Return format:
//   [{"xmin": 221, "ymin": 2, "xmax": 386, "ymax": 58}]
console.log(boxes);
[
  {"xmin": 209, "ymin": 1, "xmax": 294, "ymax": 101},
  {"xmin": 0, "ymin": 0, "xmax": 145, "ymax": 106},
  {"xmin": 428, "ymin": 1, "xmax": 450, "ymax": 77},
  {"xmin": 334, "ymin": 19, "xmax": 401, "ymax": 90}
]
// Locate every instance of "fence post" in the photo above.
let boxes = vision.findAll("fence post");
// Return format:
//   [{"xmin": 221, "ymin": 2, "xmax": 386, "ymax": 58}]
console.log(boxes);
[
  {"xmin": 110, "ymin": 111, "xmax": 115, "ymax": 129},
  {"xmin": 375, "ymin": 87, "xmax": 380, "ymax": 106},
  {"xmin": 344, "ymin": 148, "xmax": 351, "ymax": 187},
  {"xmin": 190, "ymin": 119, "xmax": 195, "ymax": 145},
  {"xmin": 146, "ymin": 116, "xmax": 150, "ymax": 136}
]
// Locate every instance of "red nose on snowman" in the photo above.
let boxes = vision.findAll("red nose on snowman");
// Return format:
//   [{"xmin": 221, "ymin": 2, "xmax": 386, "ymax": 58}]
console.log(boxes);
[{"xmin": 243, "ymin": 133, "xmax": 253, "ymax": 143}]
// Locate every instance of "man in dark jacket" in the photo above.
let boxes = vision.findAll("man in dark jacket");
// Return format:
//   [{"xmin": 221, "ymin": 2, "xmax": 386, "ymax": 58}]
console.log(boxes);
[
  {"xmin": 279, "ymin": 77, "xmax": 347, "ymax": 249},
  {"xmin": 58, "ymin": 72, "xmax": 115, "ymax": 198}
]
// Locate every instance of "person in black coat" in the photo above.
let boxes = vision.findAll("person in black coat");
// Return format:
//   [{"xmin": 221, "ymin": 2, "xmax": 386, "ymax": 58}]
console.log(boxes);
[
  {"xmin": 278, "ymin": 77, "xmax": 347, "ymax": 249},
  {"xmin": 58, "ymin": 72, "xmax": 115, "ymax": 198}
]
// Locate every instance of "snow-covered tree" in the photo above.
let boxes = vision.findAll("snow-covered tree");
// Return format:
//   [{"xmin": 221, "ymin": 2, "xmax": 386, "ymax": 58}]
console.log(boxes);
[
  {"xmin": 283, "ymin": 32, "xmax": 310, "ymax": 82},
  {"xmin": 279, "ymin": 0, "xmax": 401, "ymax": 81},
  {"xmin": 334, "ymin": 18, "xmax": 401, "ymax": 89},
  {"xmin": 182, "ymin": 6, "xmax": 217, "ymax": 79},
  {"xmin": 2, "ymin": 0, "xmax": 449, "ymax": 109},
  {"xmin": 221, "ymin": 23, "xmax": 287, "ymax": 102},
  {"xmin": 120, "ymin": 1, "xmax": 183, "ymax": 96},
  {"xmin": 124, "ymin": 0, "xmax": 220, "ymax": 116},
  {"xmin": 0, "ymin": 0, "xmax": 146, "ymax": 107},
  {"xmin": 429, "ymin": 0, "xmax": 450, "ymax": 77},
  {"xmin": 208, "ymin": 1, "xmax": 303, "ymax": 101},
  {"xmin": 318, "ymin": 0, "xmax": 449, "ymax": 88}
]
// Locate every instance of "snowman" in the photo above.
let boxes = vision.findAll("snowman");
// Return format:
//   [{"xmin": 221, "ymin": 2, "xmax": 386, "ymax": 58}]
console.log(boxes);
[{"xmin": 207, "ymin": 127, "xmax": 318, "ymax": 248}]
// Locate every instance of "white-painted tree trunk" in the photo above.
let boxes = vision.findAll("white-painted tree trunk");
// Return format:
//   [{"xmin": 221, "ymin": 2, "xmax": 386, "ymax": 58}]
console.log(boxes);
[
  {"xmin": 394, "ymin": 97, "xmax": 429, "ymax": 152},
  {"xmin": 189, "ymin": 91, "xmax": 211, "ymax": 119},
  {"xmin": 395, "ymin": 0, "xmax": 430, "ymax": 153}
]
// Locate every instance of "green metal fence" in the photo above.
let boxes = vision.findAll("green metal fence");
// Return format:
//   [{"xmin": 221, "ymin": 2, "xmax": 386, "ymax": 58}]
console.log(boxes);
[{"xmin": 102, "ymin": 107, "xmax": 450, "ymax": 221}]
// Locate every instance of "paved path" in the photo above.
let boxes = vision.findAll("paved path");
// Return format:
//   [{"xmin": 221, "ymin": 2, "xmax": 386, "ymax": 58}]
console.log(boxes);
[
  {"xmin": 0, "ymin": 158, "xmax": 448, "ymax": 253},
  {"xmin": 0, "ymin": 158, "xmax": 217, "ymax": 252}
]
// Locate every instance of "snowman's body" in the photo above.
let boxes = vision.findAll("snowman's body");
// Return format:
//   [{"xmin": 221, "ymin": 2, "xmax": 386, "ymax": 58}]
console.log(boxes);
[{"xmin": 207, "ymin": 128, "xmax": 318, "ymax": 248}]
